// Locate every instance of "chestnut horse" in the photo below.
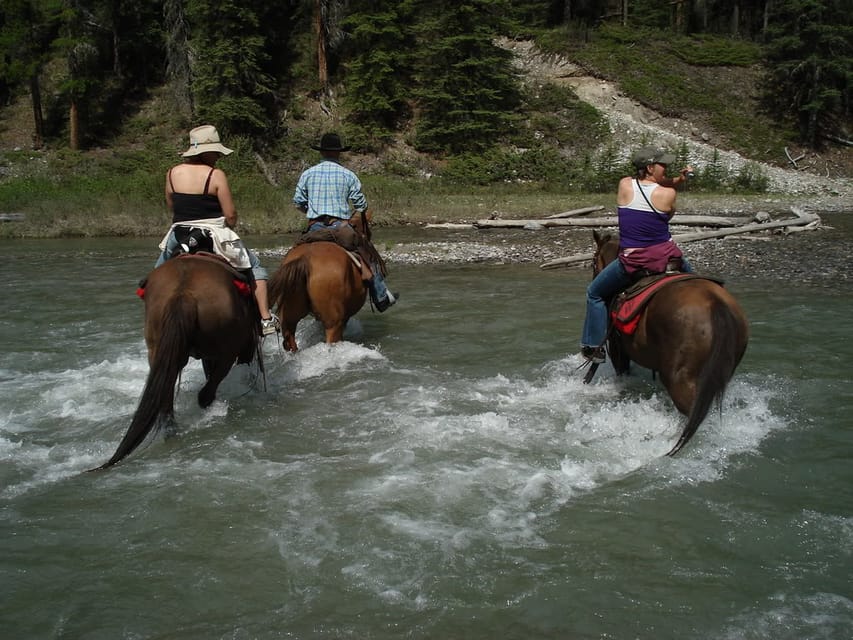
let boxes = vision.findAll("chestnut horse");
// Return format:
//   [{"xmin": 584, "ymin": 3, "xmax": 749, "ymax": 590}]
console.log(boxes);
[
  {"xmin": 268, "ymin": 213, "xmax": 376, "ymax": 351},
  {"xmin": 92, "ymin": 255, "xmax": 261, "ymax": 470},
  {"xmin": 591, "ymin": 230, "xmax": 749, "ymax": 455}
]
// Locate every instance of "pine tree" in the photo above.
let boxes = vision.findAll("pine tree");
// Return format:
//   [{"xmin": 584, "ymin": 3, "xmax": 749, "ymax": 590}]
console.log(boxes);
[
  {"xmin": 185, "ymin": 0, "xmax": 276, "ymax": 135},
  {"xmin": 341, "ymin": 0, "xmax": 414, "ymax": 147},
  {"xmin": 411, "ymin": 0, "xmax": 522, "ymax": 154},
  {"xmin": 763, "ymin": 0, "xmax": 852, "ymax": 146},
  {"xmin": 0, "ymin": 0, "xmax": 63, "ymax": 148}
]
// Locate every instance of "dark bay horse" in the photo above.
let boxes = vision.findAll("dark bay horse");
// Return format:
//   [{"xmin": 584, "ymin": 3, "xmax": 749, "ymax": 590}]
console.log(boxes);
[
  {"xmin": 268, "ymin": 213, "xmax": 375, "ymax": 351},
  {"xmin": 591, "ymin": 230, "xmax": 749, "ymax": 455},
  {"xmin": 93, "ymin": 255, "xmax": 261, "ymax": 470}
]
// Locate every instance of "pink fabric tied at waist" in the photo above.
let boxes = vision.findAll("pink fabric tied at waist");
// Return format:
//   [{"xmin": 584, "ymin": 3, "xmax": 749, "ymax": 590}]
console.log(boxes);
[{"xmin": 619, "ymin": 240, "xmax": 683, "ymax": 275}]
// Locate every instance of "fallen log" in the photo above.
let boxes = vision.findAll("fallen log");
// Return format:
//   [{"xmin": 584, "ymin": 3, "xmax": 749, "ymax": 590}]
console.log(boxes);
[
  {"xmin": 539, "ymin": 210, "xmax": 821, "ymax": 270},
  {"xmin": 669, "ymin": 211, "xmax": 819, "ymax": 243},
  {"xmin": 424, "ymin": 222, "xmax": 476, "ymax": 229},
  {"xmin": 476, "ymin": 214, "xmax": 753, "ymax": 229},
  {"xmin": 545, "ymin": 205, "xmax": 605, "ymax": 219}
]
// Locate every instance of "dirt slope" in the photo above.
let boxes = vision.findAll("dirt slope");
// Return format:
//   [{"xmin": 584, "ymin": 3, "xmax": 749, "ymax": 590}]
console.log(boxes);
[{"xmin": 503, "ymin": 39, "xmax": 851, "ymax": 201}]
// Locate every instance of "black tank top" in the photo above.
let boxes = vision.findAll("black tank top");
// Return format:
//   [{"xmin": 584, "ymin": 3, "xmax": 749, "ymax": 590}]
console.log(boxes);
[{"xmin": 169, "ymin": 168, "xmax": 223, "ymax": 223}]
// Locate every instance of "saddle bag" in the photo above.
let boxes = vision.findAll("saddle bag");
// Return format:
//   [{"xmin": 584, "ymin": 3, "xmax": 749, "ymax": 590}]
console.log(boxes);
[{"xmin": 174, "ymin": 225, "xmax": 214, "ymax": 255}]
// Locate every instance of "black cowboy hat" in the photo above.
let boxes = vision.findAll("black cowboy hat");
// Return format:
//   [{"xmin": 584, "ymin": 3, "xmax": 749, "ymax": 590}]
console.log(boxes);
[{"xmin": 311, "ymin": 132, "xmax": 350, "ymax": 152}]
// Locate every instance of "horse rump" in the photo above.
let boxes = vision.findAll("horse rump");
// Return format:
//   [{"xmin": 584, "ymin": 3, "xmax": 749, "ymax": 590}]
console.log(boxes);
[
  {"xmin": 90, "ymin": 294, "xmax": 195, "ymax": 471},
  {"xmin": 666, "ymin": 296, "xmax": 748, "ymax": 456}
]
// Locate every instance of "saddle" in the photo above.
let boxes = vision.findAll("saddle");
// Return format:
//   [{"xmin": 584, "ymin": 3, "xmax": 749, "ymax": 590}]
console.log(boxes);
[
  {"xmin": 138, "ymin": 252, "xmax": 254, "ymax": 300},
  {"xmin": 610, "ymin": 273, "xmax": 722, "ymax": 335},
  {"xmin": 296, "ymin": 218, "xmax": 386, "ymax": 281}
]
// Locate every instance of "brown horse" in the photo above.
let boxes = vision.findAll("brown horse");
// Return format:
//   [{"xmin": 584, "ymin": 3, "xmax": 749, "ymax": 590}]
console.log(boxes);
[
  {"xmin": 92, "ymin": 255, "xmax": 261, "ymax": 470},
  {"xmin": 592, "ymin": 230, "xmax": 749, "ymax": 455},
  {"xmin": 268, "ymin": 213, "xmax": 377, "ymax": 351}
]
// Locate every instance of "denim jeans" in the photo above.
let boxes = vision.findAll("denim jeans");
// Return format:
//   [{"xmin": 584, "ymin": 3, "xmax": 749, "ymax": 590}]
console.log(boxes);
[
  {"xmin": 155, "ymin": 230, "xmax": 268, "ymax": 280},
  {"xmin": 308, "ymin": 218, "xmax": 391, "ymax": 302},
  {"xmin": 580, "ymin": 257, "xmax": 694, "ymax": 348}
]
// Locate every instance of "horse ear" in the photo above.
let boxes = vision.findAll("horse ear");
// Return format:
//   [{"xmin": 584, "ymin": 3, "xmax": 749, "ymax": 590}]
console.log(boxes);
[
  {"xmin": 593, "ymin": 229, "xmax": 602, "ymax": 245},
  {"xmin": 364, "ymin": 209, "xmax": 373, "ymax": 222}
]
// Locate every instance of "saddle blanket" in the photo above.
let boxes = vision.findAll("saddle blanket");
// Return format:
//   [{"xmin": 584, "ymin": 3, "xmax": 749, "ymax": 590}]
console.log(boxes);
[{"xmin": 611, "ymin": 273, "xmax": 707, "ymax": 335}]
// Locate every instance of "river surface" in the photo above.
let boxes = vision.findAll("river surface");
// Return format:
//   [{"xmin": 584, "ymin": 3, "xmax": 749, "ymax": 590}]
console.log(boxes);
[{"xmin": 1, "ymin": 221, "xmax": 851, "ymax": 639}]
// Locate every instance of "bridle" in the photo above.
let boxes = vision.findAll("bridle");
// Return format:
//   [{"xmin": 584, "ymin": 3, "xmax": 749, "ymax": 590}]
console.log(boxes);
[{"xmin": 592, "ymin": 246, "xmax": 604, "ymax": 277}]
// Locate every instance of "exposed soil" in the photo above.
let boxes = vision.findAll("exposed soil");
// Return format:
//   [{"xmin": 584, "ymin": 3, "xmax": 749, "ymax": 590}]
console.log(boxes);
[{"xmin": 502, "ymin": 39, "xmax": 852, "ymax": 197}]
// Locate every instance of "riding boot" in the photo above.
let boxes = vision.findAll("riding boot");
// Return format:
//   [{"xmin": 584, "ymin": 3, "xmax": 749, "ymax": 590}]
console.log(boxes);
[{"xmin": 368, "ymin": 264, "xmax": 397, "ymax": 312}]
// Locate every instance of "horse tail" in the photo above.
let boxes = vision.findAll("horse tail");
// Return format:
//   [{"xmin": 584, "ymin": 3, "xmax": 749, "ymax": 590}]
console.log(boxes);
[
  {"xmin": 269, "ymin": 255, "xmax": 310, "ymax": 312},
  {"xmin": 92, "ymin": 294, "xmax": 195, "ymax": 470},
  {"xmin": 667, "ymin": 298, "xmax": 745, "ymax": 456}
]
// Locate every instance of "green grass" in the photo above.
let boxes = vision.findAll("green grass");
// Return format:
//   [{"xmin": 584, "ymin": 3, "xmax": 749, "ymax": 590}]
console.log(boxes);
[
  {"xmin": 536, "ymin": 24, "xmax": 790, "ymax": 160},
  {"xmin": 0, "ymin": 25, "xmax": 801, "ymax": 239}
]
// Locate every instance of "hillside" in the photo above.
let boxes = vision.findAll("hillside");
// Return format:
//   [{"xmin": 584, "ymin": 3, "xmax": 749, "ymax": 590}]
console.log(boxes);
[
  {"xmin": 1, "ymin": 40, "xmax": 850, "ymax": 209},
  {"xmin": 503, "ymin": 40, "xmax": 851, "ymax": 199}
]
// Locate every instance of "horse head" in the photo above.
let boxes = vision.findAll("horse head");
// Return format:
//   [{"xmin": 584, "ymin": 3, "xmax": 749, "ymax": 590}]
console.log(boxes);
[{"xmin": 592, "ymin": 229, "xmax": 619, "ymax": 276}]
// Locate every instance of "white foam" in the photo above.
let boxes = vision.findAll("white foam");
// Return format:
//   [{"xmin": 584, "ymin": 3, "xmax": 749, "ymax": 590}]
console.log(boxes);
[{"xmin": 271, "ymin": 340, "xmax": 386, "ymax": 384}]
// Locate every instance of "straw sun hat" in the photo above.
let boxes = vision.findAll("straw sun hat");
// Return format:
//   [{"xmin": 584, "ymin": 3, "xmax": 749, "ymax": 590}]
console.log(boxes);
[{"xmin": 181, "ymin": 125, "xmax": 233, "ymax": 157}]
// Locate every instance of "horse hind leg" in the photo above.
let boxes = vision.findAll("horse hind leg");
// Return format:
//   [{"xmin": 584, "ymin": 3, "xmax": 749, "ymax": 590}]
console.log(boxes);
[
  {"xmin": 282, "ymin": 327, "xmax": 299, "ymax": 352},
  {"xmin": 324, "ymin": 322, "xmax": 346, "ymax": 344},
  {"xmin": 198, "ymin": 359, "xmax": 231, "ymax": 408}
]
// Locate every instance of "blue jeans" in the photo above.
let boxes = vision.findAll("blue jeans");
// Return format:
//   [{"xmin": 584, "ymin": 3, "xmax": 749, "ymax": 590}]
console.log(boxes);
[
  {"xmin": 308, "ymin": 218, "xmax": 391, "ymax": 302},
  {"xmin": 581, "ymin": 257, "xmax": 693, "ymax": 348},
  {"xmin": 155, "ymin": 231, "xmax": 268, "ymax": 280}
]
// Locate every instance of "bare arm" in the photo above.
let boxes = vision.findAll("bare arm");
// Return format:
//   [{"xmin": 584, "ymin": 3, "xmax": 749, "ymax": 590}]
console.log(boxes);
[
  {"xmin": 658, "ymin": 165, "xmax": 694, "ymax": 189},
  {"xmin": 164, "ymin": 169, "xmax": 174, "ymax": 212},
  {"xmin": 211, "ymin": 169, "xmax": 238, "ymax": 228}
]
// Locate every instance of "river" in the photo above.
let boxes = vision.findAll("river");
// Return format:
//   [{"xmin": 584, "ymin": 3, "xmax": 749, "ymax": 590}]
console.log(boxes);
[{"xmin": 1, "ymin": 220, "xmax": 851, "ymax": 639}]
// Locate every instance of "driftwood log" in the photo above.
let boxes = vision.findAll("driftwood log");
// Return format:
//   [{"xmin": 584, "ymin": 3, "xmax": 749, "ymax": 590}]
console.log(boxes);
[
  {"xmin": 424, "ymin": 222, "xmax": 479, "ymax": 230},
  {"xmin": 539, "ymin": 208, "xmax": 821, "ymax": 270},
  {"xmin": 474, "ymin": 214, "xmax": 753, "ymax": 229},
  {"xmin": 545, "ymin": 205, "xmax": 605, "ymax": 219}
]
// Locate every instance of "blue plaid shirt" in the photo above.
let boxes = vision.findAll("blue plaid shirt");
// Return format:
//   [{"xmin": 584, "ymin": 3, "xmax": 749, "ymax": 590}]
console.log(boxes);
[{"xmin": 293, "ymin": 160, "xmax": 367, "ymax": 220}]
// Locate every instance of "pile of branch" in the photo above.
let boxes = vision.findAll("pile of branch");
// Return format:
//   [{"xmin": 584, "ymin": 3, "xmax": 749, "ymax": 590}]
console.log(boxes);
[
  {"xmin": 539, "ymin": 207, "xmax": 821, "ymax": 270},
  {"xmin": 424, "ymin": 204, "xmax": 754, "ymax": 230}
]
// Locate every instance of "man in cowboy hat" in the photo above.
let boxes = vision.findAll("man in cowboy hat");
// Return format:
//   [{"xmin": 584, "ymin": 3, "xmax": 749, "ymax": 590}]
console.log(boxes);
[{"xmin": 293, "ymin": 132, "xmax": 397, "ymax": 312}]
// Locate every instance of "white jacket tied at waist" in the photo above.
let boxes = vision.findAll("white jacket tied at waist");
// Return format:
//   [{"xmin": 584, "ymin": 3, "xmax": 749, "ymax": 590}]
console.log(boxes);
[{"xmin": 159, "ymin": 217, "xmax": 252, "ymax": 270}]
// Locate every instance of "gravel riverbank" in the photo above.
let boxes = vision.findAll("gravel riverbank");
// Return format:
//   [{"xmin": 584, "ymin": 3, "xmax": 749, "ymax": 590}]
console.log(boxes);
[{"xmin": 380, "ymin": 193, "xmax": 851, "ymax": 289}]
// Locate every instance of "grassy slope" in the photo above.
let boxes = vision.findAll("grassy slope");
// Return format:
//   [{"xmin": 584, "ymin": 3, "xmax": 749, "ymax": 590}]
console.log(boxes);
[{"xmin": 0, "ymin": 29, "xmax": 849, "ymax": 239}]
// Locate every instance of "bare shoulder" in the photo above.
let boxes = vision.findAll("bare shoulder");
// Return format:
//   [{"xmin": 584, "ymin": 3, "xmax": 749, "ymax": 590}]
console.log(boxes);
[
  {"xmin": 651, "ymin": 183, "xmax": 677, "ymax": 212},
  {"xmin": 616, "ymin": 176, "xmax": 634, "ymax": 204}
]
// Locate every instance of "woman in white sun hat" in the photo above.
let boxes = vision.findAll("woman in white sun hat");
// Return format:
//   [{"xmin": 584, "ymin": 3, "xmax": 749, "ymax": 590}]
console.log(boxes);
[{"xmin": 155, "ymin": 124, "xmax": 279, "ymax": 336}]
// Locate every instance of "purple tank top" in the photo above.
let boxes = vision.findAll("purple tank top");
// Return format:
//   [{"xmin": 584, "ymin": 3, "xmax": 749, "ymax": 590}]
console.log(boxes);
[{"xmin": 617, "ymin": 181, "xmax": 672, "ymax": 249}]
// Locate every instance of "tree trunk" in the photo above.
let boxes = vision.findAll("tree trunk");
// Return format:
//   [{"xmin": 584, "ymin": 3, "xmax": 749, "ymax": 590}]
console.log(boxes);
[
  {"xmin": 315, "ymin": 0, "xmax": 328, "ymax": 91},
  {"xmin": 69, "ymin": 99, "xmax": 80, "ymax": 150},
  {"xmin": 29, "ymin": 74, "xmax": 44, "ymax": 150}
]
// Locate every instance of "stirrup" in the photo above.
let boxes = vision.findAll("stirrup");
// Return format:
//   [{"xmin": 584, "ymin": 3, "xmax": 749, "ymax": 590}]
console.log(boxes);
[
  {"xmin": 261, "ymin": 315, "xmax": 280, "ymax": 336},
  {"xmin": 373, "ymin": 291, "xmax": 398, "ymax": 313},
  {"xmin": 581, "ymin": 345, "xmax": 605, "ymax": 364}
]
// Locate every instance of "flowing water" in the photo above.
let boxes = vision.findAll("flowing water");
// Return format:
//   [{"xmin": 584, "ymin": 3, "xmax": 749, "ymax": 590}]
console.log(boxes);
[{"xmin": 1, "ymin": 224, "xmax": 851, "ymax": 639}]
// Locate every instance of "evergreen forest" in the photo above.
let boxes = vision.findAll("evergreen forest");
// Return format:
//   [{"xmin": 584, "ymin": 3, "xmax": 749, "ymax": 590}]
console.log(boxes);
[{"xmin": 1, "ymin": 0, "xmax": 850, "ymax": 191}]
